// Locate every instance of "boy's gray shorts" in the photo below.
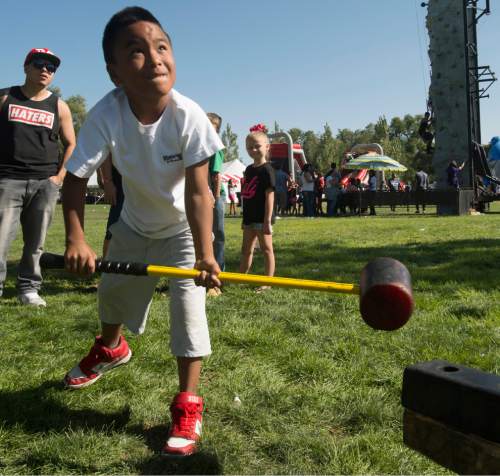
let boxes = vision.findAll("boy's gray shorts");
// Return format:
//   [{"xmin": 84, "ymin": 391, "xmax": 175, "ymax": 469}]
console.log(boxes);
[{"xmin": 98, "ymin": 219, "xmax": 210, "ymax": 358}]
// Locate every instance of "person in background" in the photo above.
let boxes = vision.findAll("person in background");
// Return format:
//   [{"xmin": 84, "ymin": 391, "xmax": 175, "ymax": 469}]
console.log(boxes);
[
  {"xmin": 0, "ymin": 48, "xmax": 76, "ymax": 306},
  {"xmin": 288, "ymin": 180, "xmax": 299, "ymax": 216},
  {"xmin": 447, "ymin": 160, "xmax": 465, "ymax": 190},
  {"xmin": 415, "ymin": 168, "xmax": 429, "ymax": 214},
  {"xmin": 274, "ymin": 165, "xmax": 290, "ymax": 217},
  {"xmin": 206, "ymin": 112, "xmax": 225, "ymax": 297},
  {"xmin": 297, "ymin": 183, "xmax": 303, "ymax": 216},
  {"xmin": 418, "ymin": 111, "xmax": 434, "ymax": 154},
  {"xmin": 368, "ymin": 169, "xmax": 377, "ymax": 216},
  {"xmin": 315, "ymin": 172, "xmax": 325, "ymax": 216},
  {"xmin": 98, "ymin": 155, "xmax": 124, "ymax": 258},
  {"xmin": 345, "ymin": 177, "xmax": 359, "ymax": 215},
  {"xmin": 300, "ymin": 163, "xmax": 315, "ymax": 218},
  {"xmin": 324, "ymin": 162, "xmax": 341, "ymax": 217},
  {"xmin": 387, "ymin": 173, "xmax": 400, "ymax": 212},
  {"xmin": 227, "ymin": 178, "xmax": 237, "ymax": 216},
  {"xmin": 239, "ymin": 131, "xmax": 275, "ymax": 292}
]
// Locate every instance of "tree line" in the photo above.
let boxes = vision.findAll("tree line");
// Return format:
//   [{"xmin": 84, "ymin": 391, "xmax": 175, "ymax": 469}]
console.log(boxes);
[{"xmin": 55, "ymin": 88, "xmax": 429, "ymax": 183}]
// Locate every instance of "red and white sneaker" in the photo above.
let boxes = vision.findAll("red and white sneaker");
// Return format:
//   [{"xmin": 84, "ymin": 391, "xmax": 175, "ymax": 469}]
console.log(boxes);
[
  {"xmin": 162, "ymin": 392, "xmax": 204, "ymax": 457},
  {"xmin": 64, "ymin": 335, "xmax": 132, "ymax": 389}
]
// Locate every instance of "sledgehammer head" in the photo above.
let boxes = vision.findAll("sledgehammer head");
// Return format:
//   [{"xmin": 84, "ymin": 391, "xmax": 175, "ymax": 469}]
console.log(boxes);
[{"xmin": 359, "ymin": 257, "xmax": 414, "ymax": 331}]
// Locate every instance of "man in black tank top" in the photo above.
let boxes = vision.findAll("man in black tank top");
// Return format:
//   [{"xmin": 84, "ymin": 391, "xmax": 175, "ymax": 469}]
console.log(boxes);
[{"xmin": 0, "ymin": 48, "xmax": 76, "ymax": 306}]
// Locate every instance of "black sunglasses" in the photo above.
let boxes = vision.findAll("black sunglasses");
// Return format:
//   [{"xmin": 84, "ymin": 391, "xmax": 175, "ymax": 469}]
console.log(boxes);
[{"xmin": 31, "ymin": 59, "xmax": 57, "ymax": 74}]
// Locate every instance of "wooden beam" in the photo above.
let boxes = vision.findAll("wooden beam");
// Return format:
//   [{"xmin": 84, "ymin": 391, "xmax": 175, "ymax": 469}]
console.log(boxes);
[{"xmin": 403, "ymin": 409, "xmax": 500, "ymax": 474}]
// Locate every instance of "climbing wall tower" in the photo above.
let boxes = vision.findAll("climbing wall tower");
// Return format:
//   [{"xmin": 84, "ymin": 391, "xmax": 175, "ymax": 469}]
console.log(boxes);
[
  {"xmin": 427, "ymin": 0, "xmax": 469, "ymax": 187},
  {"xmin": 427, "ymin": 0, "xmax": 495, "ymax": 196}
]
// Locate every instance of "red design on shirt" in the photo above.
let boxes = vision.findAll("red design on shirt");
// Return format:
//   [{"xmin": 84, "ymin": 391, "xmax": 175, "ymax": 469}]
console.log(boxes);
[
  {"xmin": 8, "ymin": 104, "xmax": 55, "ymax": 129},
  {"xmin": 241, "ymin": 176, "xmax": 258, "ymax": 199}
]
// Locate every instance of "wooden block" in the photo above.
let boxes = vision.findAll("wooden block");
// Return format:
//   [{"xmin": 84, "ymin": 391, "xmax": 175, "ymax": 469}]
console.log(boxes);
[
  {"xmin": 403, "ymin": 409, "xmax": 500, "ymax": 474},
  {"xmin": 402, "ymin": 360, "xmax": 500, "ymax": 443}
]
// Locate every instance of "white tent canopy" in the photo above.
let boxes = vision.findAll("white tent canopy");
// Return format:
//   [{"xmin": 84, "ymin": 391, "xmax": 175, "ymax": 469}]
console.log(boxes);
[
  {"xmin": 221, "ymin": 159, "xmax": 246, "ymax": 187},
  {"xmin": 221, "ymin": 159, "xmax": 246, "ymax": 182},
  {"xmin": 88, "ymin": 172, "xmax": 99, "ymax": 187}
]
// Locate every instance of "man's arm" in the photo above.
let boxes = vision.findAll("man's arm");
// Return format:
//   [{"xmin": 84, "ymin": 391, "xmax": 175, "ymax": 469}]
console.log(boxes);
[
  {"xmin": 209, "ymin": 151, "xmax": 223, "ymax": 199},
  {"xmin": 51, "ymin": 99, "xmax": 76, "ymax": 185},
  {"xmin": 185, "ymin": 159, "xmax": 221, "ymax": 287},
  {"xmin": 97, "ymin": 155, "xmax": 117, "ymax": 205},
  {"xmin": 62, "ymin": 172, "xmax": 97, "ymax": 274},
  {"xmin": 211, "ymin": 172, "xmax": 222, "ymax": 199}
]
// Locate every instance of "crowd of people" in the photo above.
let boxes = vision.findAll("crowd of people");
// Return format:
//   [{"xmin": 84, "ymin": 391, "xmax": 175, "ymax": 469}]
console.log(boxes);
[{"xmin": 262, "ymin": 162, "xmax": 435, "ymax": 218}]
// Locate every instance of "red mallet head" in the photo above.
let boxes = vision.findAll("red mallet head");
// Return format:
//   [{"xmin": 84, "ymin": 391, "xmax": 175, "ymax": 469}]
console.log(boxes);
[{"xmin": 359, "ymin": 257, "xmax": 414, "ymax": 331}]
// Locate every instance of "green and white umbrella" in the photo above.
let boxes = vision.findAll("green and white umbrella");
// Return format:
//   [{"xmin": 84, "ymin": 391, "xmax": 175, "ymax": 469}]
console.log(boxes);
[{"xmin": 344, "ymin": 154, "xmax": 407, "ymax": 172}]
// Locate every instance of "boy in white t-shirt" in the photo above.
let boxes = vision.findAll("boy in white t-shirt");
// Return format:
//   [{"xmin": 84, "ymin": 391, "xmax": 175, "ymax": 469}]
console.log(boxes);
[{"xmin": 61, "ymin": 7, "xmax": 223, "ymax": 457}]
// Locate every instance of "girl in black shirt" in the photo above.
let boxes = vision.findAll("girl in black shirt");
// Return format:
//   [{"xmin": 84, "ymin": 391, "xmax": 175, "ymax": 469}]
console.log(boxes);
[{"xmin": 239, "ymin": 131, "xmax": 275, "ymax": 291}]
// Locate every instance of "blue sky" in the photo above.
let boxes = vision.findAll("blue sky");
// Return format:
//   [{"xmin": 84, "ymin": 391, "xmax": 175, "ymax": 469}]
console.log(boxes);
[{"xmin": 2, "ymin": 0, "xmax": 498, "ymax": 164}]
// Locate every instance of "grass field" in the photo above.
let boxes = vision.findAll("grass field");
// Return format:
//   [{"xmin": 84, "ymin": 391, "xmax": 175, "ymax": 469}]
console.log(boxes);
[{"xmin": 1, "ymin": 204, "xmax": 499, "ymax": 474}]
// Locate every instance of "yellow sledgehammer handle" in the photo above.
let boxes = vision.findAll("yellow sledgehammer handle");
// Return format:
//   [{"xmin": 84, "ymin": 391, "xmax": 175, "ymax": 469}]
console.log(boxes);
[
  {"xmin": 39, "ymin": 253, "xmax": 359, "ymax": 295},
  {"xmin": 147, "ymin": 265, "xmax": 360, "ymax": 295}
]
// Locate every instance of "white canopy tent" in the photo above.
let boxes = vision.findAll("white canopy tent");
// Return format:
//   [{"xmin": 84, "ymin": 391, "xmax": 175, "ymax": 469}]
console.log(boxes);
[
  {"xmin": 220, "ymin": 159, "xmax": 246, "ymax": 203},
  {"xmin": 88, "ymin": 172, "xmax": 99, "ymax": 187},
  {"xmin": 221, "ymin": 159, "xmax": 246, "ymax": 189}
]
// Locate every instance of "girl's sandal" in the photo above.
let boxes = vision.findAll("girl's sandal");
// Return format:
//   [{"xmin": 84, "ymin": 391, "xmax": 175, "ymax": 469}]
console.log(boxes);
[{"xmin": 255, "ymin": 286, "xmax": 271, "ymax": 293}]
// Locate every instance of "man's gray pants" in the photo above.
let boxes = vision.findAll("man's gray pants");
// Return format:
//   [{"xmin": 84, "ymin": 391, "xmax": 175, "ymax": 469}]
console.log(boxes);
[
  {"xmin": 213, "ymin": 196, "xmax": 225, "ymax": 271},
  {"xmin": 0, "ymin": 178, "xmax": 60, "ymax": 296}
]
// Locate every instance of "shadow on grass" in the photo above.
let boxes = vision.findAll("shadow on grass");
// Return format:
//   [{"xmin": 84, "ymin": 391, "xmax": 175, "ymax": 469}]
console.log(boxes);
[
  {"xmin": 2, "ymin": 261, "xmax": 98, "ymax": 298},
  {"xmin": 14, "ymin": 454, "xmax": 101, "ymax": 475},
  {"xmin": 227, "ymin": 238, "xmax": 500, "ymax": 292},
  {"xmin": 136, "ymin": 452, "xmax": 222, "ymax": 476},
  {"xmin": 0, "ymin": 380, "xmax": 131, "ymax": 433},
  {"xmin": 0, "ymin": 382, "xmax": 222, "ymax": 474},
  {"xmin": 129, "ymin": 423, "xmax": 222, "ymax": 475},
  {"xmin": 127, "ymin": 425, "xmax": 223, "ymax": 474}
]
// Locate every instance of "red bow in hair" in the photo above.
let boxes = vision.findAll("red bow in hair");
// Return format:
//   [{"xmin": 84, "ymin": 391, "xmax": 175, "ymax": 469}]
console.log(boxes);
[{"xmin": 249, "ymin": 123, "xmax": 268, "ymax": 133}]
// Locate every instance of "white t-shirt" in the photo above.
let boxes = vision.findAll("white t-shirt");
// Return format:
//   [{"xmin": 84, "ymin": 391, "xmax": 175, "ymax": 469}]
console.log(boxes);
[
  {"xmin": 300, "ymin": 171, "xmax": 315, "ymax": 192},
  {"xmin": 66, "ymin": 88, "xmax": 224, "ymax": 239}
]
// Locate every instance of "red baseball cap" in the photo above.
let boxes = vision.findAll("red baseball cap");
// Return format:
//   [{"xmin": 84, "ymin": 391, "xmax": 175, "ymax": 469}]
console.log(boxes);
[{"xmin": 24, "ymin": 48, "xmax": 61, "ymax": 68}]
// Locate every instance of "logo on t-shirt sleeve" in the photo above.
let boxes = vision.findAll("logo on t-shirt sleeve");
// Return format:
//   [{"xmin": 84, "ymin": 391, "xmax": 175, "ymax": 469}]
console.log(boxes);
[
  {"xmin": 8, "ymin": 104, "xmax": 55, "ymax": 129},
  {"xmin": 162, "ymin": 153, "xmax": 183, "ymax": 164}
]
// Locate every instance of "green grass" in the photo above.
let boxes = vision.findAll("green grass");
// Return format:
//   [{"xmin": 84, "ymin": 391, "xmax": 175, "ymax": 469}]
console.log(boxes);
[{"xmin": 1, "ymin": 204, "xmax": 499, "ymax": 474}]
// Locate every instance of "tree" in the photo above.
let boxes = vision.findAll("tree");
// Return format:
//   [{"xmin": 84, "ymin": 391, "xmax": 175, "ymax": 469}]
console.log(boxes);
[
  {"xmin": 316, "ymin": 123, "xmax": 341, "ymax": 172},
  {"xmin": 389, "ymin": 116, "xmax": 406, "ymax": 140},
  {"xmin": 374, "ymin": 116, "xmax": 389, "ymax": 142},
  {"xmin": 48, "ymin": 86, "xmax": 61, "ymax": 97},
  {"xmin": 301, "ymin": 130, "xmax": 320, "ymax": 166},
  {"xmin": 65, "ymin": 95, "xmax": 87, "ymax": 136},
  {"xmin": 336, "ymin": 128, "xmax": 356, "ymax": 150},
  {"xmin": 287, "ymin": 127, "xmax": 303, "ymax": 143},
  {"xmin": 403, "ymin": 114, "xmax": 418, "ymax": 137},
  {"xmin": 221, "ymin": 123, "xmax": 239, "ymax": 162},
  {"xmin": 267, "ymin": 112, "xmax": 436, "ymax": 181},
  {"xmin": 48, "ymin": 88, "xmax": 87, "ymax": 136}
]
